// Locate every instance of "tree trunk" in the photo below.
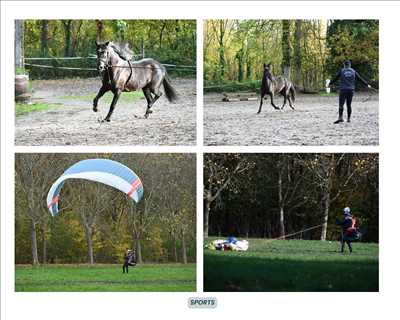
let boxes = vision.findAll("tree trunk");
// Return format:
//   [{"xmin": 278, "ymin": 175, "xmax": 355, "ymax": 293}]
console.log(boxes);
[
  {"xmin": 40, "ymin": 20, "xmax": 49, "ymax": 57},
  {"xmin": 281, "ymin": 20, "xmax": 291, "ymax": 77},
  {"xmin": 218, "ymin": 21, "xmax": 226, "ymax": 80},
  {"xmin": 204, "ymin": 199, "xmax": 211, "ymax": 238},
  {"xmin": 84, "ymin": 227, "xmax": 94, "ymax": 264},
  {"xmin": 302, "ymin": 24, "xmax": 309, "ymax": 91},
  {"xmin": 278, "ymin": 169, "xmax": 285, "ymax": 238},
  {"xmin": 141, "ymin": 39, "xmax": 145, "ymax": 59},
  {"xmin": 181, "ymin": 229, "xmax": 187, "ymax": 264},
  {"xmin": 159, "ymin": 22, "xmax": 167, "ymax": 49},
  {"xmin": 29, "ymin": 218, "xmax": 39, "ymax": 265},
  {"xmin": 15, "ymin": 20, "xmax": 24, "ymax": 69},
  {"xmin": 320, "ymin": 154, "xmax": 335, "ymax": 240},
  {"xmin": 63, "ymin": 20, "xmax": 72, "ymax": 57},
  {"xmin": 42, "ymin": 224, "xmax": 47, "ymax": 264},
  {"xmin": 246, "ymin": 57, "xmax": 252, "ymax": 80},
  {"xmin": 320, "ymin": 189, "xmax": 330, "ymax": 240},
  {"xmin": 71, "ymin": 21, "xmax": 82, "ymax": 56},
  {"xmin": 96, "ymin": 20, "xmax": 104, "ymax": 42},
  {"xmin": 236, "ymin": 49, "xmax": 244, "ymax": 82},
  {"xmin": 278, "ymin": 155, "xmax": 286, "ymax": 239},
  {"xmin": 293, "ymin": 20, "xmax": 302, "ymax": 87},
  {"xmin": 135, "ymin": 234, "xmax": 143, "ymax": 264},
  {"xmin": 173, "ymin": 234, "xmax": 178, "ymax": 262}
]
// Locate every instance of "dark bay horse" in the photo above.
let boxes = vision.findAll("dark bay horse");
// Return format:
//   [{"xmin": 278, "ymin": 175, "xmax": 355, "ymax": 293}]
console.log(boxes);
[
  {"xmin": 93, "ymin": 41, "xmax": 178, "ymax": 122},
  {"xmin": 257, "ymin": 63, "xmax": 296, "ymax": 114}
]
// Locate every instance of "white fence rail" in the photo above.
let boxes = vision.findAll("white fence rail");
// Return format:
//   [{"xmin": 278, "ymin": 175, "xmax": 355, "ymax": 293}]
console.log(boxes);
[{"xmin": 24, "ymin": 56, "xmax": 196, "ymax": 71}]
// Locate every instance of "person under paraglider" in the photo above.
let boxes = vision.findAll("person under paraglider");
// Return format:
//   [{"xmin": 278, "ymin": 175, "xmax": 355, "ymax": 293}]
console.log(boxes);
[
  {"xmin": 335, "ymin": 207, "xmax": 361, "ymax": 253},
  {"xmin": 122, "ymin": 249, "xmax": 136, "ymax": 273}
]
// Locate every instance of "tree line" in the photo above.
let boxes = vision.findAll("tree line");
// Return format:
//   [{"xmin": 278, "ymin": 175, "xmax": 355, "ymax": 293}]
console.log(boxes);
[
  {"xmin": 204, "ymin": 20, "xmax": 379, "ymax": 92},
  {"xmin": 21, "ymin": 19, "xmax": 196, "ymax": 79},
  {"xmin": 204, "ymin": 153, "xmax": 378, "ymax": 242},
  {"xmin": 15, "ymin": 154, "xmax": 196, "ymax": 265}
]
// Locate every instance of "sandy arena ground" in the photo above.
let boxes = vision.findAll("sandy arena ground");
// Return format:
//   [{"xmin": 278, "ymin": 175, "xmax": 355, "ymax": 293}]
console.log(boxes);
[
  {"xmin": 15, "ymin": 78, "xmax": 196, "ymax": 146},
  {"xmin": 204, "ymin": 92, "xmax": 378, "ymax": 146}
]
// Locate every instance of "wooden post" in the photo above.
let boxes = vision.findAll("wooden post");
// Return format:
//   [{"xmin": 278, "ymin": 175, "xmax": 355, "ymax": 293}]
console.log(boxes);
[{"xmin": 141, "ymin": 39, "xmax": 145, "ymax": 59}]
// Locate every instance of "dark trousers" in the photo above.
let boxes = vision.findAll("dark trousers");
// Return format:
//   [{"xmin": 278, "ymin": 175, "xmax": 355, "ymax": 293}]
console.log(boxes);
[
  {"xmin": 123, "ymin": 262, "xmax": 129, "ymax": 273},
  {"xmin": 338, "ymin": 89, "xmax": 354, "ymax": 120},
  {"xmin": 341, "ymin": 234, "xmax": 353, "ymax": 253}
]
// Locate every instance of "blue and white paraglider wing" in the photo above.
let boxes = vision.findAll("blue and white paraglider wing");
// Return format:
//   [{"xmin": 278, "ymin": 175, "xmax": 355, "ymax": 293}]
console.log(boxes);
[{"xmin": 47, "ymin": 159, "xmax": 143, "ymax": 216}]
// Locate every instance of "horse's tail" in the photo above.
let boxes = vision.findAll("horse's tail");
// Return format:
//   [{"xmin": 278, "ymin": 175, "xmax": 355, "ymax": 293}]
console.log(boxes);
[
  {"xmin": 163, "ymin": 75, "xmax": 178, "ymax": 103},
  {"xmin": 290, "ymin": 84, "xmax": 296, "ymax": 102}
]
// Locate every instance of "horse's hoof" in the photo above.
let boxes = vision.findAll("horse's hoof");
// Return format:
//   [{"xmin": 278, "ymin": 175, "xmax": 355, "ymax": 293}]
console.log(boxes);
[
  {"xmin": 101, "ymin": 118, "xmax": 110, "ymax": 123},
  {"xmin": 144, "ymin": 113, "xmax": 149, "ymax": 119},
  {"xmin": 93, "ymin": 107, "xmax": 98, "ymax": 113}
]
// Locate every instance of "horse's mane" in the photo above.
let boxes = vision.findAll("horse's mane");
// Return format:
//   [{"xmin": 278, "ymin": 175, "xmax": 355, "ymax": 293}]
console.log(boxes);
[{"xmin": 109, "ymin": 42, "xmax": 134, "ymax": 61}]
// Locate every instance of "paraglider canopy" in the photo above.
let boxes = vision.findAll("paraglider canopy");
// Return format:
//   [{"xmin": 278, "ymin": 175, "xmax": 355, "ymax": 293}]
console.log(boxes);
[{"xmin": 46, "ymin": 159, "xmax": 143, "ymax": 216}]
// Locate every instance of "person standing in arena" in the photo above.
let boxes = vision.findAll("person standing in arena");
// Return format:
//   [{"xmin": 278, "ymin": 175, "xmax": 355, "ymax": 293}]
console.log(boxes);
[{"xmin": 328, "ymin": 60, "xmax": 372, "ymax": 124}]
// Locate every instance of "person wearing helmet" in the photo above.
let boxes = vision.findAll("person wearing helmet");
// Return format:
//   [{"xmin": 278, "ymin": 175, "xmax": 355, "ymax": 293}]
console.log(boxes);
[
  {"xmin": 335, "ymin": 207, "xmax": 355, "ymax": 253},
  {"xmin": 122, "ymin": 249, "xmax": 135, "ymax": 273},
  {"xmin": 328, "ymin": 60, "xmax": 371, "ymax": 124}
]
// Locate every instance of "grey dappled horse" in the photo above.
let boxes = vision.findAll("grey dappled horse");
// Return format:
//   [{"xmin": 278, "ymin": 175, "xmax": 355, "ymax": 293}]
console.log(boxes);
[
  {"xmin": 257, "ymin": 63, "xmax": 296, "ymax": 114},
  {"xmin": 93, "ymin": 41, "xmax": 178, "ymax": 122}
]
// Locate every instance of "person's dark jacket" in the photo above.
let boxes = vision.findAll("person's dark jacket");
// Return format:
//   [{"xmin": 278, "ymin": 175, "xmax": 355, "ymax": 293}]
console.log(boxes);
[
  {"xmin": 330, "ymin": 67, "xmax": 369, "ymax": 90},
  {"xmin": 124, "ymin": 253, "xmax": 130, "ymax": 263},
  {"xmin": 335, "ymin": 216, "xmax": 353, "ymax": 232}
]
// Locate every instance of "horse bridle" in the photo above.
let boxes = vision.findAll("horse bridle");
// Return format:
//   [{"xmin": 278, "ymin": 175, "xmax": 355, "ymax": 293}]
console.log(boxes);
[
  {"xmin": 97, "ymin": 48, "xmax": 110, "ymax": 71},
  {"xmin": 98, "ymin": 47, "xmax": 133, "ymax": 90}
]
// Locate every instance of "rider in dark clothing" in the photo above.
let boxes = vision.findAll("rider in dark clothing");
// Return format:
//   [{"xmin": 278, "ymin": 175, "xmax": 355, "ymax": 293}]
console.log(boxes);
[
  {"xmin": 122, "ymin": 249, "xmax": 136, "ymax": 273},
  {"xmin": 335, "ymin": 207, "xmax": 355, "ymax": 253},
  {"xmin": 329, "ymin": 60, "xmax": 371, "ymax": 124}
]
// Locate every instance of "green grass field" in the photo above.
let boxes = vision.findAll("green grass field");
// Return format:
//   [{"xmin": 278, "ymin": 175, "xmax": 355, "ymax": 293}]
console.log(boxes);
[
  {"xmin": 15, "ymin": 102, "xmax": 60, "ymax": 116},
  {"xmin": 204, "ymin": 239, "xmax": 378, "ymax": 292},
  {"xmin": 15, "ymin": 263, "xmax": 196, "ymax": 292},
  {"xmin": 60, "ymin": 91, "xmax": 144, "ymax": 103}
]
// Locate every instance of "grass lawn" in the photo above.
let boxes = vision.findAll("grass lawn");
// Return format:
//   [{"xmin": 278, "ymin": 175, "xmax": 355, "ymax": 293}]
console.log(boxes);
[
  {"xmin": 15, "ymin": 102, "xmax": 60, "ymax": 117},
  {"xmin": 15, "ymin": 263, "xmax": 196, "ymax": 292},
  {"xmin": 319, "ymin": 92, "xmax": 337, "ymax": 97},
  {"xmin": 204, "ymin": 239, "xmax": 378, "ymax": 292}
]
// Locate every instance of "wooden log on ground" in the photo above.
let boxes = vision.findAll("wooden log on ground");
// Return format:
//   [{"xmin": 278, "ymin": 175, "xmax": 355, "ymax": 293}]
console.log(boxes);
[{"xmin": 222, "ymin": 93, "xmax": 259, "ymax": 102}]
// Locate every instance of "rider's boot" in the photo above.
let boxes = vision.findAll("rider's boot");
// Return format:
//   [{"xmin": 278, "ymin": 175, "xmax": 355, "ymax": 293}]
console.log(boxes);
[
  {"xmin": 334, "ymin": 117, "xmax": 344, "ymax": 124},
  {"xmin": 334, "ymin": 108, "xmax": 344, "ymax": 124}
]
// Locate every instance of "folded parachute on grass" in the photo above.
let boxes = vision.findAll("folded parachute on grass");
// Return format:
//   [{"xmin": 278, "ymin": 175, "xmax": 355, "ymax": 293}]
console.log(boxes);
[
  {"xmin": 205, "ymin": 237, "xmax": 249, "ymax": 251},
  {"xmin": 47, "ymin": 158, "xmax": 143, "ymax": 216}
]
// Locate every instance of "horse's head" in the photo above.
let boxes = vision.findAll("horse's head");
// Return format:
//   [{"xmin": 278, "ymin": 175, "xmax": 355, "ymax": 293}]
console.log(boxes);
[
  {"xmin": 95, "ymin": 41, "xmax": 112, "ymax": 72},
  {"xmin": 263, "ymin": 63, "xmax": 272, "ymax": 73},
  {"xmin": 263, "ymin": 63, "xmax": 273, "ymax": 80}
]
